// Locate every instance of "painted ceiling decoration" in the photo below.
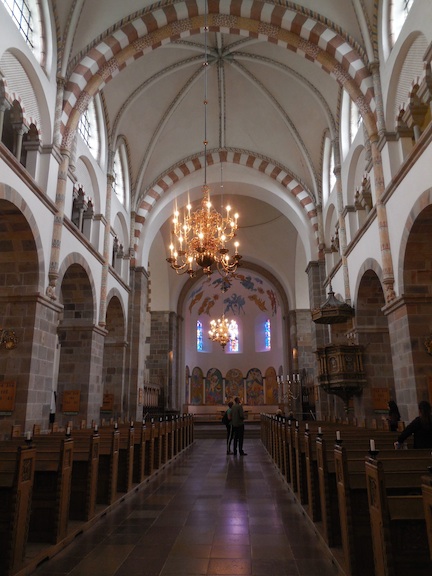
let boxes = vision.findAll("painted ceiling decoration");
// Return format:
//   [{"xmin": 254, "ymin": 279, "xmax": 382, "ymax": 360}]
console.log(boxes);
[{"xmin": 188, "ymin": 272, "xmax": 279, "ymax": 316}]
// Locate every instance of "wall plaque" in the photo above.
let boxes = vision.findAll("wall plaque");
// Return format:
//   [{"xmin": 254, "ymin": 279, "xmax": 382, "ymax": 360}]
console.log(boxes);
[
  {"xmin": 101, "ymin": 393, "xmax": 114, "ymax": 412},
  {"xmin": 0, "ymin": 380, "xmax": 16, "ymax": 413},
  {"xmin": 371, "ymin": 388, "xmax": 390, "ymax": 411},
  {"xmin": 63, "ymin": 390, "xmax": 80, "ymax": 413}
]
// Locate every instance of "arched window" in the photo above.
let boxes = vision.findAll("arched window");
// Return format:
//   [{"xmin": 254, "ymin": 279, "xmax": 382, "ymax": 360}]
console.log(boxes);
[
  {"xmin": 322, "ymin": 135, "xmax": 335, "ymax": 205},
  {"xmin": 349, "ymin": 102, "xmax": 362, "ymax": 144},
  {"xmin": 228, "ymin": 320, "xmax": 239, "ymax": 353},
  {"xmin": 1, "ymin": 0, "xmax": 43, "ymax": 62},
  {"xmin": 264, "ymin": 319, "xmax": 271, "ymax": 351},
  {"xmin": 112, "ymin": 143, "xmax": 129, "ymax": 207},
  {"xmin": 390, "ymin": 0, "xmax": 414, "ymax": 47},
  {"xmin": 78, "ymin": 98, "xmax": 101, "ymax": 163},
  {"xmin": 196, "ymin": 320, "xmax": 203, "ymax": 352}
]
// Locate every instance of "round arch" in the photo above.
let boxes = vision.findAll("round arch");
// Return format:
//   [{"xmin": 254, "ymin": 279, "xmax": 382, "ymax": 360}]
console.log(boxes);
[
  {"xmin": 60, "ymin": 3, "xmax": 376, "ymax": 149},
  {"xmin": 134, "ymin": 147, "xmax": 318, "ymax": 262},
  {"xmin": 0, "ymin": 182, "xmax": 46, "ymax": 293},
  {"xmin": 398, "ymin": 187, "xmax": 432, "ymax": 295},
  {"xmin": 56, "ymin": 253, "xmax": 98, "ymax": 324}
]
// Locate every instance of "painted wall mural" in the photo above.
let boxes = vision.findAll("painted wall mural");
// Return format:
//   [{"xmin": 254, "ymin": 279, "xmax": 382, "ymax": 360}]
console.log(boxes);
[
  {"xmin": 185, "ymin": 365, "xmax": 190, "ymax": 404},
  {"xmin": 191, "ymin": 366, "xmax": 204, "ymax": 405},
  {"xmin": 246, "ymin": 368, "xmax": 264, "ymax": 405},
  {"xmin": 225, "ymin": 368, "xmax": 244, "ymax": 402},
  {"xmin": 186, "ymin": 365, "xmax": 281, "ymax": 405},
  {"xmin": 265, "ymin": 366, "xmax": 278, "ymax": 404},
  {"xmin": 205, "ymin": 368, "xmax": 223, "ymax": 405}
]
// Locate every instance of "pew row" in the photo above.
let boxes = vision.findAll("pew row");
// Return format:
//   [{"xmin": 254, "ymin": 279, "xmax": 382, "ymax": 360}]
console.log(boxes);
[
  {"xmin": 1, "ymin": 414, "xmax": 194, "ymax": 576},
  {"xmin": 0, "ymin": 443, "xmax": 35, "ymax": 576}
]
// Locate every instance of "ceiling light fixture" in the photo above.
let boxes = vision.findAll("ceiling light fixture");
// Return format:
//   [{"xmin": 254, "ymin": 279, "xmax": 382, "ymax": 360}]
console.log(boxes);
[
  {"xmin": 166, "ymin": 2, "xmax": 241, "ymax": 278},
  {"xmin": 208, "ymin": 314, "xmax": 233, "ymax": 351}
]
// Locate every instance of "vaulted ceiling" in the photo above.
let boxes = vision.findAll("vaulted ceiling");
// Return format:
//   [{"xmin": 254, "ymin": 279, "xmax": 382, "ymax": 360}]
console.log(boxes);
[{"xmin": 55, "ymin": 0, "xmax": 378, "ymax": 305}]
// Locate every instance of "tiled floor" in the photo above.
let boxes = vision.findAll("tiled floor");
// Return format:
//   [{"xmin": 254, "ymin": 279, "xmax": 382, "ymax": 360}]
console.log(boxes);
[{"xmin": 32, "ymin": 438, "xmax": 342, "ymax": 576}]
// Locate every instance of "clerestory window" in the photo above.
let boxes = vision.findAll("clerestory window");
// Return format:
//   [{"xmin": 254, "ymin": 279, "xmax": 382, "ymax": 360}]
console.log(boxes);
[{"xmin": 1, "ymin": 0, "xmax": 43, "ymax": 61}]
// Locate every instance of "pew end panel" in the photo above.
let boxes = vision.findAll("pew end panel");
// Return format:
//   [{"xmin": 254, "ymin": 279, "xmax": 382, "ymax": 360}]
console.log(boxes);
[
  {"xmin": 366, "ymin": 458, "xmax": 432, "ymax": 576},
  {"xmin": 0, "ymin": 445, "xmax": 35, "ymax": 576}
]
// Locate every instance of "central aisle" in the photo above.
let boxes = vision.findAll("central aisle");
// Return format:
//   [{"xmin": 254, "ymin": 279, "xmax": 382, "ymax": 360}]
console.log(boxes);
[{"xmin": 33, "ymin": 438, "xmax": 342, "ymax": 576}]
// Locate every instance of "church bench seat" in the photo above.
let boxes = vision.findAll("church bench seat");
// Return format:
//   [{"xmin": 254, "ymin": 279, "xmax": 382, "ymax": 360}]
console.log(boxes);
[
  {"xmin": 7, "ymin": 436, "xmax": 74, "ymax": 545},
  {"xmin": 0, "ymin": 443, "xmax": 35, "ymax": 576},
  {"xmin": 366, "ymin": 456, "xmax": 432, "ymax": 576},
  {"xmin": 335, "ymin": 444, "xmax": 432, "ymax": 576}
]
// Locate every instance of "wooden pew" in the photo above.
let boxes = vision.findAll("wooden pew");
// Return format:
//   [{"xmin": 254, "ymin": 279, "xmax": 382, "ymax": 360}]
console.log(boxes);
[
  {"xmin": 314, "ymin": 430, "xmax": 412, "ymax": 550},
  {"xmin": 422, "ymin": 473, "xmax": 432, "ymax": 561},
  {"xmin": 0, "ymin": 442, "xmax": 35, "ymax": 576},
  {"xmin": 115, "ymin": 424, "xmax": 134, "ymax": 493},
  {"xmin": 316, "ymin": 435, "xmax": 342, "ymax": 547},
  {"xmin": 335, "ymin": 444, "xmax": 432, "ymax": 576},
  {"xmin": 144, "ymin": 421, "xmax": 155, "ymax": 477},
  {"xmin": 96, "ymin": 428, "xmax": 119, "ymax": 506},
  {"xmin": 68, "ymin": 430, "xmax": 100, "ymax": 522},
  {"xmin": 366, "ymin": 456, "xmax": 432, "ymax": 576},
  {"xmin": 14, "ymin": 435, "xmax": 74, "ymax": 545},
  {"xmin": 130, "ymin": 421, "xmax": 147, "ymax": 485},
  {"xmin": 304, "ymin": 429, "xmax": 321, "ymax": 522}
]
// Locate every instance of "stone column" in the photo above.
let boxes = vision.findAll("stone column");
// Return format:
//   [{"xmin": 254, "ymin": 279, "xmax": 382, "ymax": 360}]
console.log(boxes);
[
  {"xmin": 0, "ymin": 96, "xmax": 10, "ymax": 139},
  {"xmin": 12, "ymin": 123, "xmax": 28, "ymax": 162},
  {"xmin": 47, "ymin": 150, "xmax": 70, "ymax": 299},
  {"xmin": 54, "ymin": 77, "xmax": 66, "ymax": 147},
  {"xmin": 333, "ymin": 137, "xmax": 351, "ymax": 303},
  {"xmin": 384, "ymin": 295, "xmax": 432, "ymax": 421},
  {"xmin": 369, "ymin": 62, "xmax": 386, "ymax": 138},
  {"xmin": 126, "ymin": 266, "xmax": 149, "ymax": 420},
  {"xmin": 306, "ymin": 260, "xmax": 330, "ymax": 419},
  {"xmin": 99, "ymin": 149, "xmax": 115, "ymax": 327},
  {"xmin": 370, "ymin": 134, "xmax": 395, "ymax": 303}
]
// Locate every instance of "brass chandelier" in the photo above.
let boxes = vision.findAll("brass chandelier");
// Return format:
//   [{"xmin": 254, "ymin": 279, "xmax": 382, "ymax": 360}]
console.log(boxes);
[
  {"xmin": 208, "ymin": 314, "xmax": 232, "ymax": 350},
  {"xmin": 166, "ymin": 3, "xmax": 241, "ymax": 278}
]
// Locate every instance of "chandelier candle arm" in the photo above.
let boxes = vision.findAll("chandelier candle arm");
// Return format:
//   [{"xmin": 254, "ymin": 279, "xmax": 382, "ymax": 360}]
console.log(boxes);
[{"xmin": 166, "ymin": 0, "xmax": 242, "ymax": 278}]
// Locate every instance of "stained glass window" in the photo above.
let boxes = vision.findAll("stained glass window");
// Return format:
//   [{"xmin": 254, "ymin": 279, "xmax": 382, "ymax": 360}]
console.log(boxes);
[
  {"xmin": 265, "ymin": 319, "xmax": 271, "ymax": 350},
  {"xmin": 228, "ymin": 320, "xmax": 238, "ymax": 353},
  {"xmin": 197, "ymin": 320, "xmax": 203, "ymax": 351}
]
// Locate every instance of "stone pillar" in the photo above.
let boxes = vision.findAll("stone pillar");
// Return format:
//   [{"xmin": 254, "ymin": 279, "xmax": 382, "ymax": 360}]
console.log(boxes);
[
  {"xmin": 306, "ymin": 260, "xmax": 330, "ymax": 418},
  {"xmin": 57, "ymin": 324, "xmax": 107, "ymax": 428},
  {"xmin": 370, "ymin": 135, "xmax": 396, "ymax": 303},
  {"xmin": 0, "ymin": 96, "xmax": 10, "ymax": 139},
  {"xmin": 147, "ymin": 311, "xmax": 177, "ymax": 412},
  {"xmin": 126, "ymin": 266, "xmax": 149, "ymax": 420},
  {"xmin": 0, "ymin": 294, "xmax": 62, "ymax": 437},
  {"xmin": 47, "ymin": 150, "xmax": 71, "ymax": 299},
  {"xmin": 12, "ymin": 123, "xmax": 28, "ymax": 162},
  {"xmin": 384, "ymin": 295, "xmax": 432, "ymax": 421},
  {"xmin": 54, "ymin": 77, "xmax": 66, "ymax": 148},
  {"xmin": 369, "ymin": 61, "xmax": 386, "ymax": 138},
  {"xmin": 99, "ymin": 152, "xmax": 115, "ymax": 327},
  {"xmin": 333, "ymin": 138, "xmax": 351, "ymax": 304}
]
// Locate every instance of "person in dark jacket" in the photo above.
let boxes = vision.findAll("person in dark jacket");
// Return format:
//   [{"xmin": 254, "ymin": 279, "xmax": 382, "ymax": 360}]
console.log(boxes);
[
  {"xmin": 230, "ymin": 397, "xmax": 247, "ymax": 455},
  {"xmin": 223, "ymin": 401, "xmax": 234, "ymax": 454},
  {"xmin": 394, "ymin": 400, "xmax": 432, "ymax": 449},
  {"xmin": 387, "ymin": 400, "xmax": 401, "ymax": 432}
]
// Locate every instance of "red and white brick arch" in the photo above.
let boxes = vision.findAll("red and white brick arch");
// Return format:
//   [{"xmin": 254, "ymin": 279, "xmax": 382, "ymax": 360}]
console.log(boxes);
[
  {"xmin": 61, "ymin": 1, "xmax": 376, "ymax": 149},
  {"xmin": 132, "ymin": 148, "xmax": 318, "ymax": 258}
]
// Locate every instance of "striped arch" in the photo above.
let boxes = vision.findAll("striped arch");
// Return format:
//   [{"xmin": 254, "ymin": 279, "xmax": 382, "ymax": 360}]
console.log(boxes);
[
  {"xmin": 61, "ymin": 1, "xmax": 376, "ymax": 149},
  {"xmin": 132, "ymin": 148, "xmax": 318, "ymax": 256}
]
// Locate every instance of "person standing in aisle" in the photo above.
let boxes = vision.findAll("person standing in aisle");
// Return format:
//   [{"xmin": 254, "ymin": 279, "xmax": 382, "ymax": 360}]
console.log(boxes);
[
  {"xmin": 223, "ymin": 401, "xmax": 234, "ymax": 454},
  {"xmin": 230, "ymin": 397, "xmax": 247, "ymax": 455}
]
